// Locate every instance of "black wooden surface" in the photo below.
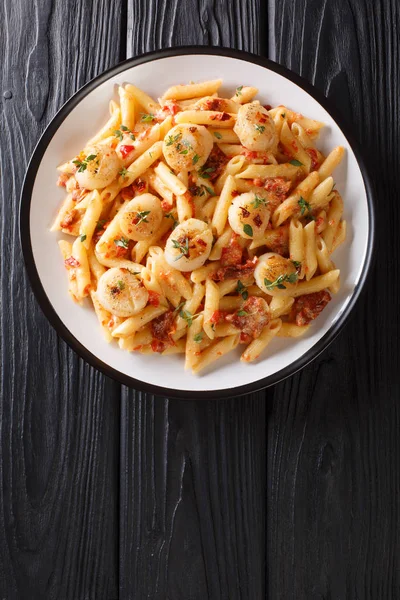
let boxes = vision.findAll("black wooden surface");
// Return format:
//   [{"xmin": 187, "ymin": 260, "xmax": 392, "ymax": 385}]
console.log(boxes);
[{"xmin": 0, "ymin": 1, "xmax": 399, "ymax": 599}]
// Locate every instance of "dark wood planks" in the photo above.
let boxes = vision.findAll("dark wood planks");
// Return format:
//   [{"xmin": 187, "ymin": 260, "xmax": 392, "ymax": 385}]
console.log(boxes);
[
  {"xmin": 121, "ymin": 2, "xmax": 267, "ymax": 599},
  {"xmin": 267, "ymin": 1, "xmax": 400, "ymax": 598},
  {"xmin": 0, "ymin": 1, "xmax": 124, "ymax": 598}
]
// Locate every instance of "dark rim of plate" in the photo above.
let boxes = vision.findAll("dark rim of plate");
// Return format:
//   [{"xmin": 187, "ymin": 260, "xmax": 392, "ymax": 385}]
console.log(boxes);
[{"xmin": 19, "ymin": 46, "xmax": 375, "ymax": 400}]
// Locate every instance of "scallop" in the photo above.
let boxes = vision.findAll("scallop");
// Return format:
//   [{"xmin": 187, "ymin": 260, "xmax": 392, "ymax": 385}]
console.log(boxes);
[
  {"xmin": 119, "ymin": 193, "xmax": 163, "ymax": 241},
  {"xmin": 164, "ymin": 218, "xmax": 213, "ymax": 272},
  {"xmin": 228, "ymin": 191, "xmax": 270, "ymax": 240},
  {"xmin": 233, "ymin": 102, "xmax": 278, "ymax": 152},
  {"xmin": 162, "ymin": 124, "xmax": 213, "ymax": 172},
  {"xmin": 96, "ymin": 267, "xmax": 148, "ymax": 317},
  {"xmin": 254, "ymin": 252, "xmax": 298, "ymax": 296},
  {"xmin": 75, "ymin": 145, "xmax": 122, "ymax": 190}
]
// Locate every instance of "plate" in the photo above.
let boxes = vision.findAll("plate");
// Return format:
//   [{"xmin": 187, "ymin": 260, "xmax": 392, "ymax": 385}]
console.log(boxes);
[{"xmin": 20, "ymin": 47, "xmax": 375, "ymax": 398}]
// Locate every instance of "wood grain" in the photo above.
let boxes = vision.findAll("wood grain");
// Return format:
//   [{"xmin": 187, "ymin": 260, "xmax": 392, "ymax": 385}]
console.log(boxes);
[
  {"xmin": 0, "ymin": 1, "xmax": 124, "ymax": 598},
  {"xmin": 267, "ymin": 0, "xmax": 400, "ymax": 598},
  {"xmin": 121, "ymin": 1, "xmax": 267, "ymax": 598}
]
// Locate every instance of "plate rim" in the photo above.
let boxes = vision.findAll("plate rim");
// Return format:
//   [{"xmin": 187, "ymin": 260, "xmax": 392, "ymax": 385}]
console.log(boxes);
[{"xmin": 19, "ymin": 46, "xmax": 375, "ymax": 399}]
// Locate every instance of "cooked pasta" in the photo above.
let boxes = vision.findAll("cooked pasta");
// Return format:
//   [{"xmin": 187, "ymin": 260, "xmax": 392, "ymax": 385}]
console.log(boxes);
[{"xmin": 54, "ymin": 79, "xmax": 346, "ymax": 373}]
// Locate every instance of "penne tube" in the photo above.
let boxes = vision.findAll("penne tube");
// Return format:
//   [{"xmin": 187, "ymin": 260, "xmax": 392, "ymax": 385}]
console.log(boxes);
[
  {"xmin": 191, "ymin": 262, "xmax": 221, "ymax": 283},
  {"xmin": 79, "ymin": 191, "xmax": 103, "ymax": 249},
  {"xmin": 174, "ymin": 111, "xmax": 236, "ymax": 128},
  {"xmin": 277, "ymin": 323, "xmax": 310, "ymax": 337},
  {"xmin": 331, "ymin": 220, "xmax": 346, "ymax": 253},
  {"xmin": 162, "ymin": 79, "xmax": 222, "ymax": 101},
  {"xmin": 112, "ymin": 305, "xmax": 167, "ymax": 338},
  {"xmin": 241, "ymin": 319, "xmax": 282, "ymax": 362},
  {"xmin": 308, "ymin": 176, "xmax": 334, "ymax": 210},
  {"xmin": 218, "ymin": 296, "xmax": 243, "ymax": 311},
  {"xmin": 87, "ymin": 243, "xmax": 106, "ymax": 285},
  {"xmin": 192, "ymin": 334, "xmax": 239, "ymax": 374},
  {"xmin": 280, "ymin": 121, "xmax": 312, "ymax": 172},
  {"xmin": 269, "ymin": 296, "xmax": 294, "ymax": 319},
  {"xmin": 50, "ymin": 193, "xmax": 75, "ymax": 231},
  {"xmin": 303, "ymin": 220, "xmax": 318, "ymax": 281},
  {"xmin": 185, "ymin": 315, "xmax": 204, "ymax": 371},
  {"xmin": 121, "ymin": 141, "xmax": 163, "ymax": 188},
  {"xmin": 272, "ymin": 171, "xmax": 320, "ymax": 227},
  {"xmin": 118, "ymin": 86, "xmax": 136, "ymax": 130},
  {"xmin": 316, "ymin": 236, "xmax": 340, "ymax": 294},
  {"xmin": 72, "ymin": 237, "xmax": 91, "ymax": 298},
  {"xmin": 154, "ymin": 161, "xmax": 188, "ymax": 195},
  {"xmin": 123, "ymin": 124, "xmax": 161, "ymax": 167},
  {"xmin": 58, "ymin": 240, "xmax": 79, "ymax": 302},
  {"xmin": 86, "ymin": 109, "xmax": 121, "ymax": 146},
  {"xmin": 217, "ymin": 144, "xmax": 243, "ymax": 157},
  {"xmin": 208, "ymin": 128, "xmax": 240, "ymax": 144},
  {"xmin": 231, "ymin": 86, "xmax": 258, "ymax": 104},
  {"xmin": 209, "ymin": 225, "xmax": 233, "ymax": 261},
  {"xmin": 203, "ymin": 278, "xmax": 220, "ymax": 339},
  {"xmin": 289, "ymin": 219, "xmax": 304, "ymax": 275},
  {"xmin": 236, "ymin": 163, "xmax": 301, "ymax": 180},
  {"xmin": 281, "ymin": 270, "xmax": 340, "ymax": 297},
  {"xmin": 321, "ymin": 192, "xmax": 343, "ymax": 252},
  {"xmin": 215, "ymin": 155, "xmax": 246, "ymax": 194},
  {"xmin": 90, "ymin": 290, "xmax": 112, "ymax": 342},
  {"xmin": 318, "ymin": 146, "xmax": 345, "ymax": 180},
  {"xmin": 211, "ymin": 175, "xmax": 236, "ymax": 236},
  {"xmin": 125, "ymin": 83, "xmax": 160, "ymax": 113}
]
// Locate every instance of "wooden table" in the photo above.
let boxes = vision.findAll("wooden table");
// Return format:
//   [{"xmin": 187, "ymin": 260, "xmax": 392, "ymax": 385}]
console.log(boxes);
[{"xmin": 1, "ymin": 0, "xmax": 399, "ymax": 598}]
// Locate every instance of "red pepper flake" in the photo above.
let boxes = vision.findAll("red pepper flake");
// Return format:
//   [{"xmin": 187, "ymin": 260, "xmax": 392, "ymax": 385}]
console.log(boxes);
[
  {"xmin": 119, "ymin": 145, "xmax": 135, "ymax": 159},
  {"xmin": 240, "ymin": 206, "xmax": 250, "ymax": 218},
  {"xmin": 263, "ymin": 104, "xmax": 272, "ymax": 110},
  {"xmin": 64, "ymin": 256, "xmax": 80, "ymax": 268},
  {"xmin": 197, "ymin": 238, "xmax": 207, "ymax": 247},
  {"xmin": 148, "ymin": 291, "xmax": 160, "ymax": 307},
  {"xmin": 231, "ymin": 189, "xmax": 240, "ymax": 197},
  {"xmin": 134, "ymin": 179, "xmax": 147, "ymax": 192},
  {"xmin": 253, "ymin": 178, "xmax": 263, "ymax": 187},
  {"xmin": 253, "ymin": 214, "xmax": 262, "ymax": 227},
  {"xmin": 210, "ymin": 111, "xmax": 231, "ymax": 121}
]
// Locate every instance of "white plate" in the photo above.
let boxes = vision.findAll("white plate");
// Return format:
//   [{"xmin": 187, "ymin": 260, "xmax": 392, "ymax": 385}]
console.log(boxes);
[{"xmin": 20, "ymin": 48, "xmax": 375, "ymax": 398}]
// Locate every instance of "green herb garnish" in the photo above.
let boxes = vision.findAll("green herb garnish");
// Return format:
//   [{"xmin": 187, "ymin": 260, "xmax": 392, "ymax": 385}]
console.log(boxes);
[
  {"xmin": 114, "ymin": 237, "xmax": 130, "ymax": 249},
  {"xmin": 141, "ymin": 113, "xmax": 155, "ymax": 123},
  {"xmin": 72, "ymin": 154, "xmax": 97, "ymax": 173},
  {"xmin": 135, "ymin": 210, "xmax": 151, "ymax": 225},
  {"xmin": 80, "ymin": 234, "xmax": 87, "ymax": 243},
  {"xmin": 264, "ymin": 273, "xmax": 298, "ymax": 291},
  {"xmin": 243, "ymin": 224, "xmax": 253, "ymax": 237},
  {"xmin": 236, "ymin": 280, "xmax": 248, "ymax": 301},
  {"xmin": 119, "ymin": 167, "xmax": 128, "ymax": 178},
  {"xmin": 251, "ymin": 194, "xmax": 268, "ymax": 208},
  {"xmin": 235, "ymin": 85, "xmax": 243, "ymax": 96},
  {"xmin": 117, "ymin": 280, "xmax": 125, "ymax": 290},
  {"xmin": 254, "ymin": 124, "xmax": 265, "ymax": 133},
  {"xmin": 172, "ymin": 237, "xmax": 190, "ymax": 260},
  {"xmin": 237, "ymin": 310, "xmax": 248, "ymax": 317},
  {"xmin": 298, "ymin": 196, "xmax": 312, "ymax": 216},
  {"xmin": 289, "ymin": 159, "xmax": 303, "ymax": 166},
  {"xmin": 194, "ymin": 332, "xmax": 203, "ymax": 343},
  {"xmin": 166, "ymin": 133, "xmax": 181, "ymax": 146},
  {"xmin": 213, "ymin": 131, "xmax": 223, "ymax": 140}
]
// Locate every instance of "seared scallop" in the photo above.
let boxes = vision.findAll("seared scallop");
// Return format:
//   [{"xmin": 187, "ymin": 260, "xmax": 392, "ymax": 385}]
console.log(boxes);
[
  {"xmin": 97, "ymin": 267, "xmax": 148, "ymax": 317},
  {"xmin": 234, "ymin": 102, "xmax": 278, "ymax": 152},
  {"xmin": 119, "ymin": 193, "xmax": 163, "ymax": 241},
  {"xmin": 164, "ymin": 218, "xmax": 213, "ymax": 271},
  {"xmin": 75, "ymin": 145, "xmax": 122, "ymax": 190},
  {"xmin": 162, "ymin": 124, "xmax": 213, "ymax": 172},
  {"xmin": 228, "ymin": 191, "xmax": 270, "ymax": 240},
  {"xmin": 254, "ymin": 252, "xmax": 298, "ymax": 296}
]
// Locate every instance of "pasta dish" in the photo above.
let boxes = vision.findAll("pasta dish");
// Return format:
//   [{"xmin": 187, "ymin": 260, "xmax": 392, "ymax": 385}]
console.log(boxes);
[{"xmin": 53, "ymin": 79, "xmax": 346, "ymax": 373}]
